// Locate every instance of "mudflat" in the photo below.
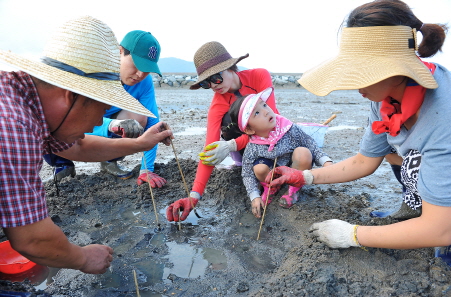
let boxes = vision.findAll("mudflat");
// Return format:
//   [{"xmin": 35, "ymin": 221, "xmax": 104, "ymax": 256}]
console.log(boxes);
[{"xmin": 2, "ymin": 88, "xmax": 450, "ymax": 296}]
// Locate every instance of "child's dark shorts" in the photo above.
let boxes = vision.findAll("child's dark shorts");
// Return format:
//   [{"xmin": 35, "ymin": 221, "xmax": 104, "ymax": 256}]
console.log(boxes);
[{"xmin": 253, "ymin": 157, "xmax": 292, "ymax": 169}]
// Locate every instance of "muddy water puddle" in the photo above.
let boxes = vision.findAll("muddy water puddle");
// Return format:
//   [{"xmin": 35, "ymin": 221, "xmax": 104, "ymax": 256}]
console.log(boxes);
[
  {"xmin": 22, "ymin": 203, "xmax": 224, "ymax": 292},
  {"xmin": 91, "ymin": 229, "xmax": 227, "ymax": 292}
]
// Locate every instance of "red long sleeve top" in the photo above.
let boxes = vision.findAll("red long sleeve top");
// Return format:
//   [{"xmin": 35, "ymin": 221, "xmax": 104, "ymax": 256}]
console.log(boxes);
[{"xmin": 192, "ymin": 68, "xmax": 279, "ymax": 196}]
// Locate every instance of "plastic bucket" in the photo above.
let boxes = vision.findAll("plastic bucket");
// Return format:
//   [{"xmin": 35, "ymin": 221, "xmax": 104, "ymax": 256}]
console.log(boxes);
[
  {"xmin": 0, "ymin": 240, "xmax": 36, "ymax": 274},
  {"xmin": 297, "ymin": 123, "xmax": 328, "ymax": 147}
]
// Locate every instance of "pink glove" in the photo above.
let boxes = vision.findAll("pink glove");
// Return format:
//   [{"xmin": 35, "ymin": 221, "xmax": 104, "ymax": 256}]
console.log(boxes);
[
  {"xmin": 166, "ymin": 198, "xmax": 199, "ymax": 222},
  {"xmin": 136, "ymin": 172, "xmax": 167, "ymax": 188},
  {"xmin": 265, "ymin": 166, "xmax": 314, "ymax": 188}
]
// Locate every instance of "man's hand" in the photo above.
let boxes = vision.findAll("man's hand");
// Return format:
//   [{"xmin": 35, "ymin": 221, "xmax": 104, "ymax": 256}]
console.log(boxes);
[
  {"xmin": 157, "ymin": 122, "xmax": 173, "ymax": 146},
  {"xmin": 4, "ymin": 217, "xmax": 114, "ymax": 274},
  {"xmin": 138, "ymin": 122, "xmax": 173, "ymax": 149},
  {"xmin": 109, "ymin": 119, "xmax": 143, "ymax": 138},
  {"xmin": 309, "ymin": 219, "xmax": 360, "ymax": 248},
  {"xmin": 137, "ymin": 171, "xmax": 167, "ymax": 188},
  {"xmin": 79, "ymin": 244, "xmax": 114, "ymax": 274},
  {"xmin": 166, "ymin": 192, "xmax": 200, "ymax": 222},
  {"xmin": 199, "ymin": 139, "xmax": 237, "ymax": 166},
  {"xmin": 265, "ymin": 166, "xmax": 314, "ymax": 188}
]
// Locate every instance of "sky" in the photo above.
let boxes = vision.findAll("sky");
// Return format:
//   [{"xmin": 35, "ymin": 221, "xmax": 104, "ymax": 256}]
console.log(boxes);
[{"xmin": 0, "ymin": 0, "xmax": 449, "ymax": 73}]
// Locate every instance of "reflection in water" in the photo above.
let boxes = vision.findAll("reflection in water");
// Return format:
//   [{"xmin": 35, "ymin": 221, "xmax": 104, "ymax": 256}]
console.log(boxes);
[
  {"xmin": 160, "ymin": 206, "xmax": 201, "ymax": 226},
  {"xmin": 163, "ymin": 242, "xmax": 208, "ymax": 279},
  {"xmin": 163, "ymin": 242, "xmax": 227, "ymax": 279}
]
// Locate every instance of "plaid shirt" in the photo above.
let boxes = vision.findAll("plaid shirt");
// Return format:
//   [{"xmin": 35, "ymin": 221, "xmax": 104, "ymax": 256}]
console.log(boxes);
[{"xmin": 0, "ymin": 71, "xmax": 72, "ymax": 227}]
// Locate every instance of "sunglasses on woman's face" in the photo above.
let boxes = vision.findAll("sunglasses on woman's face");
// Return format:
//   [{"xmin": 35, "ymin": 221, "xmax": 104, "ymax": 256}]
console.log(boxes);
[{"xmin": 199, "ymin": 72, "xmax": 223, "ymax": 89}]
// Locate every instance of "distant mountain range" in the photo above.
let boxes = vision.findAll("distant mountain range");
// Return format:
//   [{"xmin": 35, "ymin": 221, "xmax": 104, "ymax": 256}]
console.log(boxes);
[{"xmin": 158, "ymin": 57, "xmax": 248, "ymax": 74}]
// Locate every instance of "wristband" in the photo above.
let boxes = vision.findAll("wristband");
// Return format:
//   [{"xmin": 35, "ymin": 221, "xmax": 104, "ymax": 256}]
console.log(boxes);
[
  {"xmin": 190, "ymin": 191, "xmax": 201, "ymax": 200},
  {"xmin": 303, "ymin": 170, "xmax": 314, "ymax": 185},
  {"xmin": 353, "ymin": 225, "xmax": 362, "ymax": 247}
]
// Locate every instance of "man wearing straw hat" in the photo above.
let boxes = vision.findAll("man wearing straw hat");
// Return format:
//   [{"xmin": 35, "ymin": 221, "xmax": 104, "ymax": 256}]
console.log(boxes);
[
  {"xmin": 43, "ymin": 30, "xmax": 168, "ymax": 188},
  {"xmin": 0, "ymin": 16, "xmax": 172, "ymax": 274}
]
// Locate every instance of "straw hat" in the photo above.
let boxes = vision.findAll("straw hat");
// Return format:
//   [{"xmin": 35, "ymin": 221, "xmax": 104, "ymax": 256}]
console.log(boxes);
[
  {"xmin": 0, "ymin": 16, "xmax": 155, "ymax": 118},
  {"xmin": 298, "ymin": 26, "xmax": 438, "ymax": 96},
  {"xmin": 190, "ymin": 41, "xmax": 249, "ymax": 90}
]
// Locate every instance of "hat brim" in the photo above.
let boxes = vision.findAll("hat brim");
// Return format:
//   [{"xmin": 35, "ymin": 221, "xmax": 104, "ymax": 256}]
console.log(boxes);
[
  {"xmin": 0, "ymin": 50, "xmax": 156, "ymax": 118},
  {"xmin": 238, "ymin": 87, "xmax": 274, "ymax": 131},
  {"xmin": 132, "ymin": 55, "xmax": 162, "ymax": 77},
  {"xmin": 190, "ymin": 54, "xmax": 249, "ymax": 90},
  {"xmin": 298, "ymin": 27, "xmax": 438, "ymax": 96}
]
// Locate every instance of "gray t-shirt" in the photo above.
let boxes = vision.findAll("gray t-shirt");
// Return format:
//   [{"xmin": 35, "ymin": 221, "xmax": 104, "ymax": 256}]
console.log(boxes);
[
  {"xmin": 359, "ymin": 64, "xmax": 451, "ymax": 207},
  {"xmin": 242, "ymin": 124, "xmax": 332, "ymax": 200}
]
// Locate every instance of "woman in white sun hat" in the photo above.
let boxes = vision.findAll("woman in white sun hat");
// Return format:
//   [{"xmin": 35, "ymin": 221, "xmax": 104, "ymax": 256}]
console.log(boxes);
[
  {"xmin": 265, "ymin": 0, "xmax": 451, "ymax": 259},
  {"xmin": 0, "ymin": 16, "xmax": 172, "ymax": 274}
]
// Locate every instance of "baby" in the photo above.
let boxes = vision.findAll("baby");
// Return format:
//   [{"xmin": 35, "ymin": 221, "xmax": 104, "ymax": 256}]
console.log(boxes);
[{"xmin": 223, "ymin": 87, "xmax": 332, "ymax": 218}]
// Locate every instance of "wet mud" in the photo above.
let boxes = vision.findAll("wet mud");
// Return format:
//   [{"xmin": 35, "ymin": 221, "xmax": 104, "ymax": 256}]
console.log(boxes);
[{"xmin": 1, "ymin": 89, "xmax": 451, "ymax": 296}]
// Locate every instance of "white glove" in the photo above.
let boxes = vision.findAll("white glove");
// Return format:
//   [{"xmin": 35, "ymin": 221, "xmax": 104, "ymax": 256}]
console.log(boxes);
[
  {"xmin": 198, "ymin": 139, "xmax": 237, "ymax": 166},
  {"xmin": 309, "ymin": 219, "xmax": 361, "ymax": 248},
  {"xmin": 108, "ymin": 119, "xmax": 144, "ymax": 138}
]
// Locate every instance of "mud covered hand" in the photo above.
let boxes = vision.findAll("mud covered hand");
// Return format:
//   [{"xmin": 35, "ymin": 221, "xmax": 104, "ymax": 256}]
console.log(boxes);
[
  {"xmin": 199, "ymin": 139, "xmax": 237, "ymax": 166},
  {"xmin": 309, "ymin": 219, "xmax": 360, "ymax": 249},
  {"xmin": 251, "ymin": 197, "xmax": 264, "ymax": 218},
  {"xmin": 166, "ymin": 192, "xmax": 200, "ymax": 222},
  {"xmin": 79, "ymin": 244, "xmax": 114, "ymax": 274},
  {"xmin": 109, "ymin": 119, "xmax": 144, "ymax": 138},
  {"xmin": 137, "ymin": 170, "xmax": 167, "ymax": 188},
  {"xmin": 265, "ymin": 166, "xmax": 313, "ymax": 188}
]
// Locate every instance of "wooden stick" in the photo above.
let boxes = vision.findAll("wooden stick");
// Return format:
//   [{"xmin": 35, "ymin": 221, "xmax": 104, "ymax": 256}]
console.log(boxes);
[
  {"xmin": 133, "ymin": 269, "xmax": 141, "ymax": 297},
  {"xmin": 159, "ymin": 123, "xmax": 199, "ymax": 218},
  {"xmin": 169, "ymin": 139, "xmax": 200, "ymax": 216},
  {"xmin": 257, "ymin": 157, "xmax": 278, "ymax": 240},
  {"xmin": 142, "ymin": 152, "xmax": 160, "ymax": 229},
  {"xmin": 322, "ymin": 114, "xmax": 337, "ymax": 125},
  {"xmin": 170, "ymin": 141, "xmax": 190, "ymax": 197}
]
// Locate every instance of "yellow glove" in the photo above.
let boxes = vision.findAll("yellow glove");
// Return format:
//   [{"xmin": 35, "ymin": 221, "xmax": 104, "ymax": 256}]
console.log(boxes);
[{"xmin": 198, "ymin": 139, "xmax": 237, "ymax": 166}]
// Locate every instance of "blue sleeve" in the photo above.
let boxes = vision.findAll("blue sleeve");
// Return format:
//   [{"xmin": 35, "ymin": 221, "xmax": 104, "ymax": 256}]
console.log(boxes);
[
  {"xmin": 86, "ymin": 117, "xmax": 113, "ymax": 138},
  {"xmin": 124, "ymin": 76, "xmax": 160, "ymax": 172}
]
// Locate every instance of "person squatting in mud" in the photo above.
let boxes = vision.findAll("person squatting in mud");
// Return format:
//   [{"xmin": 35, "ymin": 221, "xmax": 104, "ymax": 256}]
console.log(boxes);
[
  {"xmin": 166, "ymin": 41, "xmax": 279, "ymax": 222},
  {"xmin": 265, "ymin": 0, "xmax": 451, "ymax": 260},
  {"xmin": 223, "ymin": 87, "xmax": 332, "ymax": 218},
  {"xmin": 0, "ymin": 16, "xmax": 173, "ymax": 274}
]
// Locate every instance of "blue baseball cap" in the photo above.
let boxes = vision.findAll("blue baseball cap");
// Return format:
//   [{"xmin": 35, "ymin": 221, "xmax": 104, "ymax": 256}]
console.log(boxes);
[{"xmin": 120, "ymin": 30, "xmax": 161, "ymax": 77}]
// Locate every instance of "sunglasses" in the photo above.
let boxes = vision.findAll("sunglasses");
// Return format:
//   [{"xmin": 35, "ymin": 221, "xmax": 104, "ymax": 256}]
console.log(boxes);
[{"xmin": 199, "ymin": 72, "xmax": 223, "ymax": 89}]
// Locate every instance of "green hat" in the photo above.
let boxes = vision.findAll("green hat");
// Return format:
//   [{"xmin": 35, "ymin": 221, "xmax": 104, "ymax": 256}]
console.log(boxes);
[{"xmin": 120, "ymin": 30, "xmax": 161, "ymax": 77}]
